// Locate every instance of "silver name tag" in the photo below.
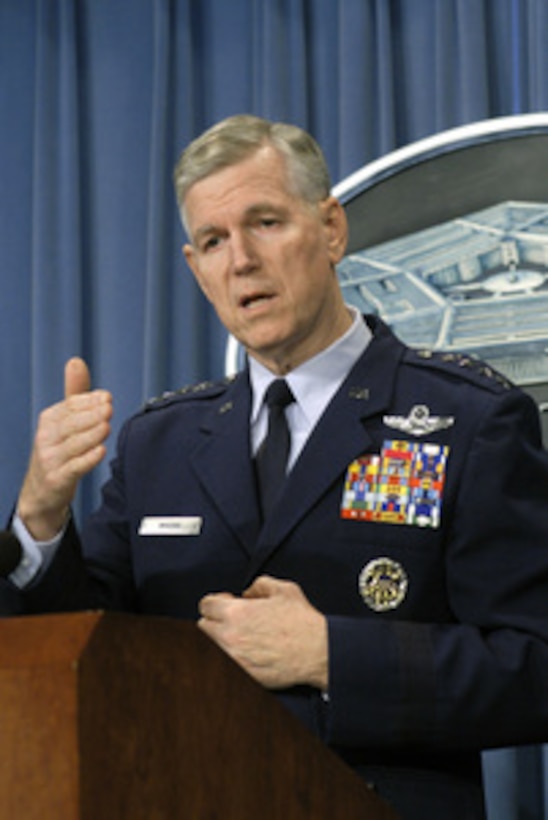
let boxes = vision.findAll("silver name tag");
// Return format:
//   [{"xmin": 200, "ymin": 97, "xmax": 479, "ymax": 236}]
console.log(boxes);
[{"xmin": 138, "ymin": 516, "xmax": 203, "ymax": 536}]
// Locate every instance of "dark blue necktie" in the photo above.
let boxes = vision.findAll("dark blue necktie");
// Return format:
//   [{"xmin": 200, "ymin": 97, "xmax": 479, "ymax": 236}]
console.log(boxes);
[{"xmin": 256, "ymin": 379, "xmax": 295, "ymax": 520}]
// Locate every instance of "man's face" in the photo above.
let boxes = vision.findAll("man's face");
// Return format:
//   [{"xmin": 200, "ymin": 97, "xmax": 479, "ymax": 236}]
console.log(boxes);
[{"xmin": 183, "ymin": 145, "xmax": 349, "ymax": 373}]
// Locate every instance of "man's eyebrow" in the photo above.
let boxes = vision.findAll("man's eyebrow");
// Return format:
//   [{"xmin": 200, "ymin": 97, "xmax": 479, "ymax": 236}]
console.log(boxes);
[
  {"xmin": 192, "ymin": 202, "xmax": 289, "ymax": 244},
  {"xmin": 244, "ymin": 202, "xmax": 288, "ymax": 217},
  {"xmin": 193, "ymin": 224, "xmax": 221, "ymax": 243}
]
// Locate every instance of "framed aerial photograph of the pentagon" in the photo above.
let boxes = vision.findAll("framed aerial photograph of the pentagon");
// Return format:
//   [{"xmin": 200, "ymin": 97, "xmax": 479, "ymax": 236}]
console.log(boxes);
[{"xmin": 333, "ymin": 114, "xmax": 548, "ymax": 444}]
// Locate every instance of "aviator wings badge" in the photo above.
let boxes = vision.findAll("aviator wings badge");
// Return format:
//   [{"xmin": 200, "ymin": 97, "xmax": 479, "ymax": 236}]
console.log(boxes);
[{"xmin": 383, "ymin": 404, "xmax": 454, "ymax": 437}]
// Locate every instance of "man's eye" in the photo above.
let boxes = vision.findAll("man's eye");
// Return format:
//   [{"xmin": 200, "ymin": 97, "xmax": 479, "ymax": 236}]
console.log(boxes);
[
  {"xmin": 202, "ymin": 236, "xmax": 221, "ymax": 252},
  {"xmin": 260, "ymin": 217, "xmax": 280, "ymax": 228}
]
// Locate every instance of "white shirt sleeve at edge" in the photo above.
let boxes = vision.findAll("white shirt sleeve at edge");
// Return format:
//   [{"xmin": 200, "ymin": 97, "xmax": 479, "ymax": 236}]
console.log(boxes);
[{"xmin": 9, "ymin": 514, "xmax": 65, "ymax": 589}]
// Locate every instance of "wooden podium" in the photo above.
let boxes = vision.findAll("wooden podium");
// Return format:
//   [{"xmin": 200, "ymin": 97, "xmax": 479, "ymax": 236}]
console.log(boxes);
[{"xmin": 0, "ymin": 612, "xmax": 398, "ymax": 819}]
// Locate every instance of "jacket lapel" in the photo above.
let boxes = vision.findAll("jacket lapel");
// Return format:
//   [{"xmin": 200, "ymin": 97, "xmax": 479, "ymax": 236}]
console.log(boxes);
[
  {"xmin": 188, "ymin": 317, "xmax": 406, "ymax": 574},
  {"xmin": 246, "ymin": 318, "xmax": 406, "ymax": 577},
  {"xmin": 189, "ymin": 372, "xmax": 262, "ymax": 555}
]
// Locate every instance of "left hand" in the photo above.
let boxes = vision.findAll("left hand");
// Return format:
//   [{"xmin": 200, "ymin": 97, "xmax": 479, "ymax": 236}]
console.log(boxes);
[{"xmin": 198, "ymin": 575, "xmax": 328, "ymax": 691}]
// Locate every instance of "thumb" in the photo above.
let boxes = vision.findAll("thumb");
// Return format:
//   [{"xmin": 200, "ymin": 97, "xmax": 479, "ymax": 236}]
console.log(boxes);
[
  {"xmin": 64, "ymin": 357, "xmax": 91, "ymax": 398},
  {"xmin": 243, "ymin": 575, "xmax": 283, "ymax": 600}
]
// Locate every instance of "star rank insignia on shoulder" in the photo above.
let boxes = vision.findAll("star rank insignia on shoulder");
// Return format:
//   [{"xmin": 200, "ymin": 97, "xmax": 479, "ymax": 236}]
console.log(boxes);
[
  {"xmin": 409, "ymin": 348, "xmax": 513, "ymax": 392},
  {"xmin": 143, "ymin": 375, "xmax": 235, "ymax": 412}
]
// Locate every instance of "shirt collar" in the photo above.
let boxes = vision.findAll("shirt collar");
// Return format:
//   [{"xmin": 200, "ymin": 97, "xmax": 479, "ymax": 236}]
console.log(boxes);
[{"xmin": 249, "ymin": 306, "xmax": 371, "ymax": 424}]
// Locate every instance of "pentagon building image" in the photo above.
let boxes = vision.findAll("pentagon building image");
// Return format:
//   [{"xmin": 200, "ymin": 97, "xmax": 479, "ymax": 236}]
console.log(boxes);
[{"xmin": 338, "ymin": 201, "xmax": 548, "ymax": 442}]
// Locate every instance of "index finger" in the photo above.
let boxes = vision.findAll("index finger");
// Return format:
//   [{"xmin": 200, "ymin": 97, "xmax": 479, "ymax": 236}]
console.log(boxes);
[
  {"xmin": 243, "ymin": 575, "xmax": 292, "ymax": 599},
  {"xmin": 65, "ymin": 357, "xmax": 91, "ymax": 399},
  {"xmin": 198, "ymin": 591, "xmax": 236, "ymax": 620}
]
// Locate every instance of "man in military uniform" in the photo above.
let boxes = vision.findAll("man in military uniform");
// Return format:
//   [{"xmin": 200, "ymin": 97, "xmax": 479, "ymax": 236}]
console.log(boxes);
[{"xmin": 11, "ymin": 115, "xmax": 548, "ymax": 819}]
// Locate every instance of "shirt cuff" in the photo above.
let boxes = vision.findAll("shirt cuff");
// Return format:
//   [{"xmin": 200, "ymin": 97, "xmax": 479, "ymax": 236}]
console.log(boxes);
[{"xmin": 10, "ymin": 514, "xmax": 65, "ymax": 588}]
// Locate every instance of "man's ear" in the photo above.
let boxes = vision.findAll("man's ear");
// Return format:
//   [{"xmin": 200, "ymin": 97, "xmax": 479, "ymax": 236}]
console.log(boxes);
[
  {"xmin": 320, "ymin": 196, "xmax": 348, "ymax": 265},
  {"xmin": 183, "ymin": 244, "xmax": 211, "ymax": 300}
]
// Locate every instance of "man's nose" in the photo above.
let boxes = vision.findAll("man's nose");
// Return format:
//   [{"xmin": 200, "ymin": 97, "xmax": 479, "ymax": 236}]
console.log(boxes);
[{"xmin": 229, "ymin": 231, "xmax": 257, "ymax": 273}]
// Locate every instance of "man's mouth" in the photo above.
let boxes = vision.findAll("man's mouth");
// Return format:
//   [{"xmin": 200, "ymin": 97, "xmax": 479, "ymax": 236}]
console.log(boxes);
[{"xmin": 240, "ymin": 292, "xmax": 274, "ymax": 310}]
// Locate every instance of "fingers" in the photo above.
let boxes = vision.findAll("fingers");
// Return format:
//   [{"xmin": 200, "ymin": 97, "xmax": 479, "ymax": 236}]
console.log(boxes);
[
  {"xmin": 243, "ymin": 575, "xmax": 298, "ymax": 600},
  {"xmin": 65, "ymin": 357, "xmax": 91, "ymax": 398},
  {"xmin": 61, "ymin": 357, "xmax": 111, "ymax": 451},
  {"xmin": 199, "ymin": 579, "xmax": 295, "ymax": 624},
  {"xmin": 35, "ymin": 383, "xmax": 112, "ymax": 478},
  {"xmin": 63, "ymin": 357, "xmax": 111, "ymax": 437},
  {"xmin": 242, "ymin": 575, "xmax": 277, "ymax": 599},
  {"xmin": 198, "ymin": 591, "xmax": 236, "ymax": 621},
  {"xmin": 197, "ymin": 580, "xmax": 328, "ymax": 690},
  {"xmin": 197, "ymin": 593, "xmax": 238, "ymax": 657},
  {"xmin": 17, "ymin": 359, "xmax": 113, "ymax": 540},
  {"xmin": 50, "ymin": 392, "xmax": 112, "ymax": 446}
]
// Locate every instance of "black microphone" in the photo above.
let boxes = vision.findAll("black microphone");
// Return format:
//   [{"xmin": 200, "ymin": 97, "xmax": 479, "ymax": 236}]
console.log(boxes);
[{"xmin": 0, "ymin": 531, "xmax": 23, "ymax": 578}]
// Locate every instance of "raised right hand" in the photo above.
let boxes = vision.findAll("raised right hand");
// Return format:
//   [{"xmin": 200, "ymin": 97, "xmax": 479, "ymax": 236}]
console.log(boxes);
[{"xmin": 17, "ymin": 357, "xmax": 113, "ymax": 541}]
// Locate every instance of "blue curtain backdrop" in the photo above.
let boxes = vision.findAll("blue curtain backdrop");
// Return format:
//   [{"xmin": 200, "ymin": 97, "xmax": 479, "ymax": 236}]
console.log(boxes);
[{"xmin": 1, "ymin": 1, "xmax": 547, "ymax": 816}]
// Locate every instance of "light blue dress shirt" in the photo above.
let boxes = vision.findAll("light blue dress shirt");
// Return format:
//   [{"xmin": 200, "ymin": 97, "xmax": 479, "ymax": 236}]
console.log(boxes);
[{"xmin": 249, "ymin": 306, "xmax": 371, "ymax": 470}]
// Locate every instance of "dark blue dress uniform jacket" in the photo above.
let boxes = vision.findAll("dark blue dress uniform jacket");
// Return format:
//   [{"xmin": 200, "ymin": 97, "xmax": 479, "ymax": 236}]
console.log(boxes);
[{"xmin": 24, "ymin": 315, "xmax": 548, "ymax": 819}]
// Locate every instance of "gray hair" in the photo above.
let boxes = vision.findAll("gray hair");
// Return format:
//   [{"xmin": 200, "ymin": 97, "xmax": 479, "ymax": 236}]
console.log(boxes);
[{"xmin": 174, "ymin": 114, "xmax": 332, "ymax": 234}]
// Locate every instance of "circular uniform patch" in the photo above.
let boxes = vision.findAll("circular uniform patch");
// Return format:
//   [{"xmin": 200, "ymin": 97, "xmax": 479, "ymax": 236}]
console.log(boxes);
[{"xmin": 358, "ymin": 557, "xmax": 408, "ymax": 612}]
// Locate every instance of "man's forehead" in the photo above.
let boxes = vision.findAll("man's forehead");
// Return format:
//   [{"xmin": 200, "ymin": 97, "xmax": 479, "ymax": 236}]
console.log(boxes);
[{"xmin": 184, "ymin": 161, "xmax": 303, "ymax": 238}]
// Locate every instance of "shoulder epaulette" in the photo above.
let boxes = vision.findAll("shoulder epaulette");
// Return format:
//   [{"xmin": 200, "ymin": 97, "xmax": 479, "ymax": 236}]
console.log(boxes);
[
  {"xmin": 406, "ymin": 348, "xmax": 514, "ymax": 392},
  {"xmin": 143, "ymin": 375, "xmax": 236, "ymax": 412}
]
